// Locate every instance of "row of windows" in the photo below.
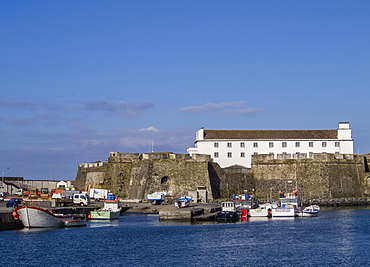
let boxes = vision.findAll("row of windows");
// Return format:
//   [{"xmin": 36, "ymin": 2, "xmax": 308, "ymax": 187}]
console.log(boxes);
[
  {"xmin": 214, "ymin": 141, "xmax": 340, "ymax": 148},
  {"xmin": 214, "ymin": 151, "xmax": 341, "ymax": 158}
]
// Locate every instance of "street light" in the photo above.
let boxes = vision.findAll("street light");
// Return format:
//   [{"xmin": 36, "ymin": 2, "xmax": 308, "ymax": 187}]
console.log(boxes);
[
  {"xmin": 2, "ymin": 167, "xmax": 9, "ymax": 184},
  {"xmin": 52, "ymin": 164, "xmax": 56, "ymax": 181}
]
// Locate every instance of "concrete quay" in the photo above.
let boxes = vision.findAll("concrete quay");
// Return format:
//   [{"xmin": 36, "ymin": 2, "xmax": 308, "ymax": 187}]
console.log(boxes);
[{"xmin": 123, "ymin": 202, "xmax": 221, "ymax": 222}]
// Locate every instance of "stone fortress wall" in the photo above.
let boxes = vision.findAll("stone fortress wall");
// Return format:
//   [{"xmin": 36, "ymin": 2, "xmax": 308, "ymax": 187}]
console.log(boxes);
[{"xmin": 74, "ymin": 151, "xmax": 370, "ymax": 202}]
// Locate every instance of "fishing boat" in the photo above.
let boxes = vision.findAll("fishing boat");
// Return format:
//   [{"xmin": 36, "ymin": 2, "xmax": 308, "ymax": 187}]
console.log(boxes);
[
  {"xmin": 232, "ymin": 193, "xmax": 259, "ymax": 218},
  {"xmin": 271, "ymin": 191, "xmax": 302, "ymax": 217},
  {"xmin": 216, "ymin": 201, "xmax": 240, "ymax": 222},
  {"xmin": 15, "ymin": 203, "xmax": 85, "ymax": 228},
  {"xmin": 146, "ymin": 192, "xmax": 166, "ymax": 205},
  {"xmin": 297, "ymin": 205, "xmax": 320, "ymax": 217},
  {"xmin": 174, "ymin": 196, "xmax": 192, "ymax": 208},
  {"xmin": 249, "ymin": 203, "xmax": 275, "ymax": 217},
  {"xmin": 89, "ymin": 194, "xmax": 121, "ymax": 220}
]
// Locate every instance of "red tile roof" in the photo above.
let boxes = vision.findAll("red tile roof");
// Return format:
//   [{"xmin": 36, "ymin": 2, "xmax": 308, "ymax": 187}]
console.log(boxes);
[{"xmin": 203, "ymin": 129, "xmax": 338, "ymax": 140}]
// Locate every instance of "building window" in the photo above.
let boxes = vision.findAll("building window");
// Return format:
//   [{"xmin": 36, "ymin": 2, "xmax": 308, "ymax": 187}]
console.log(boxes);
[
  {"xmin": 282, "ymin": 142, "xmax": 287, "ymax": 148},
  {"xmin": 309, "ymin": 142, "xmax": 314, "ymax": 147},
  {"xmin": 214, "ymin": 152, "xmax": 219, "ymax": 158},
  {"xmin": 240, "ymin": 142, "xmax": 245, "ymax": 148},
  {"xmin": 322, "ymin": 142, "xmax": 327, "ymax": 147},
  {"xmin": 282, "ymin": 152, "xmax": 287, "ymax": 154},
  {"xmin": 335, "ymin": 151, "xmax": 340, "ymax": 154},
  {"xmin": 253, "ymin": 152, "xmax": 258, "ymax": 155},
  {"xmin": 295, "ymin": 142, "xmax": 300, "ymax": 147},
  {"xmin": 227, "ymin": 142, "xmax": 232, "ymax": 148},
  {"xmin": 214, "ymin": 142, "xmax": 219, "ymax": 148},
  {"xmin": 253, "ymin": 142, "xmax": 258, "ymax": 148},
  {"xmin": 269, "ymin": 152, "xmax": 273, "ymax": 155},
  {"xmin": 227, "ymin": 152, "xmax": 232, "ymax": 158},
  {"xmin": 335, "ymin": 142, "xmax": 340, "ymax": 147},
  {"xmin": 241, "ymin": 152, "xmax": 245, "ymax": 158},
  {"xmin": 269, "ymin": 142, "xmax": 274, "ymax": 148}
]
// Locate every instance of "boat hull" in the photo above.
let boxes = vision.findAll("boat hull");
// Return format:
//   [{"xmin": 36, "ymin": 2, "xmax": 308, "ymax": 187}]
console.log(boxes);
[
  {"xmin": 271, "ymin": 207, "xmax": 297, "ymax": 217},
  {"xmin": 249, "ymin": 208, "xmax": 270, "ymax": 217},
  {"xmin": 16, "ymin": 206, "xmax": 71, "ymax": 228},
  {"xmin": 90, "ymin": 210, "xmax": 120, "ymax": 220}
]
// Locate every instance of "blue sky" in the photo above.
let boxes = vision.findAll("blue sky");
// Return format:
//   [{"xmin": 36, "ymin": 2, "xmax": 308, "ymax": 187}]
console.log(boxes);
[{"xmin": 1, "ymin": 1, "xmax": 370, "ymax": 181}]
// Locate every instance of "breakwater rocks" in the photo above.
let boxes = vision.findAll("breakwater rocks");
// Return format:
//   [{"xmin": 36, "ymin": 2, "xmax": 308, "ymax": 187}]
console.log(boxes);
[{"xmin": 303, "ymin": 198, "xmax": 370, "ymax": 207}]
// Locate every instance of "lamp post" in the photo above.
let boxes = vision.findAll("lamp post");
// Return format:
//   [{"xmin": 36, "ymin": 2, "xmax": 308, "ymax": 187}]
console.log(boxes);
[
  {"xmin": 52, "ymin": 164, "xmax": 56, "ymax": 181},
  {"xmin": 2, "ymin": 167, "xmax": 9, "ymax": 185},
  {"xmin": 18, "ymin": 163, "xmax": 22, "ymax": 178}
]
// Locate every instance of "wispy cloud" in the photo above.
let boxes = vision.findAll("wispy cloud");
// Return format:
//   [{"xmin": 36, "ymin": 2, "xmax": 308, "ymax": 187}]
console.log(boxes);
[
  {"xmin": 86, "ymin": 101, "xmax": 154, "ymax": 118},
  {"xmin": 139, "ymin": 126, "xmax": 160, "ymax": 132},
  {"xmin": 180, "ymin": 101, "xmax": 260, "ymax": 114},
  {"xmin": 0, "ymin": 100, "xmax": 36, "ymax": 110}
]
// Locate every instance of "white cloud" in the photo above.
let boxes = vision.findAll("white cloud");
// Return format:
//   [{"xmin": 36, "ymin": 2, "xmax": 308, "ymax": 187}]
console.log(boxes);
[{"xmin": 139, "ymin": 126, "xmax": 160, "ymax": 132}]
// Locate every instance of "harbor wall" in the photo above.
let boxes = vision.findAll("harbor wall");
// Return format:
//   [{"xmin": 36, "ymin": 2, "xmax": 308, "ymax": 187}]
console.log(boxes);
[
  {"xmin": 75, "ymin": 152, "xmax": 370, "ymax": 201},
  {"xmin": 251, "ymin": 153, "xmax": 368, "ymax": 199},
  {"xmin": 75, "ymin": 152, "xmax": 222, "ymax": 202}
]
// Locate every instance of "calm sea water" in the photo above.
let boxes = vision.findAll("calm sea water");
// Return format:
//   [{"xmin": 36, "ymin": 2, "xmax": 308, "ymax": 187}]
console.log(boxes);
[{"xmin": 1, "ymin": 208, "xmax": 370, "ymax": 266}]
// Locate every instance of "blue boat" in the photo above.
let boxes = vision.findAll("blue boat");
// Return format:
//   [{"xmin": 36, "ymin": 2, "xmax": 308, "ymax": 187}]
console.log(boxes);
[
  {"xmin": 146, "ymin": 192, "xmax": 166, "ymax": 205},
  {"xmin": 174, "ymin": 196, "xmax": 192, "ymax": 208}
]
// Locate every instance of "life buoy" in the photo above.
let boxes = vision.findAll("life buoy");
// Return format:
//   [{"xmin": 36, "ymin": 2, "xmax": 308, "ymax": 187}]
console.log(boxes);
[
  {"xmin": 12, "ymin": 211, "xmax": 19, "ymax": 220},
  {"xmin": 30, "ymin": 201, "xmax": 37, "ymax": 207},
  {"xmin": 21, "ymin": 201, "xmax": 27, "ymax": 206}
]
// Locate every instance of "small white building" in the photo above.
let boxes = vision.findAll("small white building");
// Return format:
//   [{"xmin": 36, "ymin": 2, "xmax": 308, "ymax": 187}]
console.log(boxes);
[{"xmin": 187, "ymin": 122, "xmax": 354, "ymax": 168}]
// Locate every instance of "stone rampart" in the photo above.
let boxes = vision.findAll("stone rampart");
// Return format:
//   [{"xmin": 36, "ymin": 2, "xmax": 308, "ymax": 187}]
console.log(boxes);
[
  {"xmin": 251, "ymin": 153, "xmax": 368, "ymax": 199},
  {"xmin": 75, "ymin": 152, "xmax": 221, "ymax": 202}
]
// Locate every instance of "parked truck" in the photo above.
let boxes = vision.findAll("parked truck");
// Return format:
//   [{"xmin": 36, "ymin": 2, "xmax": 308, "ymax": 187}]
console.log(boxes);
[
  {"xmin": 52, "ymin": 192, "xmax": 90, "ymax": 207},
  {"xmin": 89, "ymin": 188, "xmax": 109, "ymax": 201}
]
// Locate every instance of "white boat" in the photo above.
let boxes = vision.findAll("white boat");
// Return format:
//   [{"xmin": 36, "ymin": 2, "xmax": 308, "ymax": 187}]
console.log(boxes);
[
  {"xmin": 89, "ymin": 194, "xmax": 121, "ymax": 220},
  {"xmin": 174, "ymin": 196, "xmax": 192, "ymax": 208},
  {"xmin": 271, "ymin": 191, "xmax": 302, "ymax": 217},
  {"xmin": 146, "ymin": 192, "xmax": 166, "ymax": 205},
  {"xmin": 249, "ymin": 203, "xmax": 275, "ymax": 217},
  {"xmin": 15, "ymin": 205, "xmax": 75, "ymax": 228},
  {"xmin": 297, "ymin": 205, "xmax": 320, "ymax": 217}
]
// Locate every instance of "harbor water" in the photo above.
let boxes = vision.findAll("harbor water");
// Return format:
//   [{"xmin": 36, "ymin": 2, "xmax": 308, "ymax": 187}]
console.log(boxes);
[{"xmin": 1, "ymin": 208, "xmax": 370, "ymax": 266}]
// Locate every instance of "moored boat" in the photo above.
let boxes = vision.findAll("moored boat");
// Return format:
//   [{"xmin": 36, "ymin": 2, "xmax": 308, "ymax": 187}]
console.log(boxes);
[
  {"xmin": 216, "ymin": 201, "xmax": 240, "ymax": 222},
  {"xmin": 174, "ymin": 196, "xmax": 192, "ymax": 208},
  {"xmin": 15, "ymin": 203, "xmax": 74, "ymax": 228},
  {"xmin": 232, "ymin": 193, "xmax": 259, "ymax": 218},
  {"xmin": 89, "ymin": 194, "xmax": 121, "ymax": 220},
  {"xmin": 297, "ymin": 205, "xmax": 320, "ymax": 217},
  {"xmin": 249, "ymin": 203, "xmax": 274, "ymax": 217},
  {"xmin": 271, "ymin": 191, "xmax": 302, "ymax": 217}
]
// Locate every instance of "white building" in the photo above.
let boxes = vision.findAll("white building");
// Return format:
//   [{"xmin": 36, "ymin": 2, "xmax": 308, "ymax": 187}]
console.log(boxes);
[{"xmin": 187, "ymin": 122, "xmax": 354, "ymax": 168}]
